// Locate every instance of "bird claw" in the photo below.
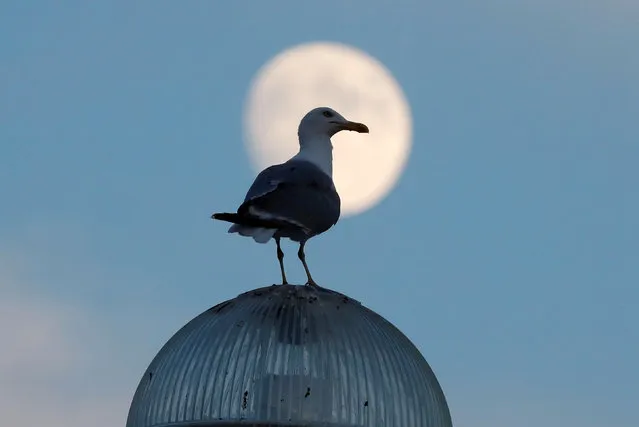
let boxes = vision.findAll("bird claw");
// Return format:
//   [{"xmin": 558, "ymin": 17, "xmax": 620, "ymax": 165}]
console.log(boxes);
[{"xmin": 305, "ymin": 280, "xmax": 320, "ymax": 288}]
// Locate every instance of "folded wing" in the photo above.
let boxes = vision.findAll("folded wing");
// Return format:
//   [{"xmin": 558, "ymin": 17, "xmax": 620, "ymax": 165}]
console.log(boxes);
[{"xmin": 237, "ymin": 160, "xmax": 341, "ymax": 238}]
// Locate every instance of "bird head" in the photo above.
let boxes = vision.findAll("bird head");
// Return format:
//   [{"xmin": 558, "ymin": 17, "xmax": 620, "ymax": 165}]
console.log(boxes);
[{"xmin": 298, "ymin": 107, "xmax": 369, "ymax": 139}]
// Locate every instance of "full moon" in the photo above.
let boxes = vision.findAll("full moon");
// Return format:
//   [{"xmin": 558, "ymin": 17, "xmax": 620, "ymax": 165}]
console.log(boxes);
[{"xmin": 243, "ymin": 41, "xmax": 413, "ymax": 217}]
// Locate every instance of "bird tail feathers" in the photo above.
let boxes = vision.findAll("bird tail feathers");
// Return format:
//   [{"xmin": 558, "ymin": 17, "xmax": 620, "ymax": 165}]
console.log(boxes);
[
  {"xmin": 212, "ymin": 213, "xmax": 277, "ymax": 244},
  {"xmin": 211, "ymin": 212, "xmax": 240, "ymax": 223}
]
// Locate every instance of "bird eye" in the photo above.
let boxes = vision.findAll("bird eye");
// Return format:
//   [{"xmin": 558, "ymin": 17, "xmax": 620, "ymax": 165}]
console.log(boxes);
[{"xmin": 322, "ymin": 110, "xmax": 333, "ymax": 118}]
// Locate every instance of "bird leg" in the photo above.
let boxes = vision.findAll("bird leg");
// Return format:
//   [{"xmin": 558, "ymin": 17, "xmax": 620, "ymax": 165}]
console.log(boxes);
[
  {"xmin": 297, "ymin": 241, "xmax": 318, "ymax": 287},
  {"xmin": 275, "ymin": 237, "xmax": 288, "ymax": 285}
]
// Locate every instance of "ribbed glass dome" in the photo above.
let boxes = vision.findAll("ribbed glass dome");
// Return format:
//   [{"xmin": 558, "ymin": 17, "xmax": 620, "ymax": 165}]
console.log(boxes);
[{"xmin": 126, "ymin": 284, "xmax": 452, "ymax": 427}]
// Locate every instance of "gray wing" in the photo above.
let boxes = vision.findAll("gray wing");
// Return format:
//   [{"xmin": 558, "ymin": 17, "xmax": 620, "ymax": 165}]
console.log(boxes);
[{"xmin": 237, "ymin": 160, "xmax": 341, "ymax": 237}]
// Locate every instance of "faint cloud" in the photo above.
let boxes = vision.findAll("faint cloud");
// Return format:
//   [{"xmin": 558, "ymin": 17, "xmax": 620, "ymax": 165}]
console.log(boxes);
[
  {"xmin": 0, "ymin": 285, "xmax": 81, "ymax": 379},
  {"xmin": 0, "ymin": 231, "xmax": 137, "ymax": 427}
]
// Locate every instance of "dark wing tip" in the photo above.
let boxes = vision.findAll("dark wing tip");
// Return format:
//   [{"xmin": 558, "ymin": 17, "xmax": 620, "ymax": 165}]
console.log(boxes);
[{"xmin": 212, "ymin": 212, "xmax": 234, "ymax": 221}]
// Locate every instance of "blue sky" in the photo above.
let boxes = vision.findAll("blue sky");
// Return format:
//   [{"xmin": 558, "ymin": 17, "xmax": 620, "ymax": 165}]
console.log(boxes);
[{"xmin": 1, "ymin": 1, "xmax": 637, "ymax": 426}]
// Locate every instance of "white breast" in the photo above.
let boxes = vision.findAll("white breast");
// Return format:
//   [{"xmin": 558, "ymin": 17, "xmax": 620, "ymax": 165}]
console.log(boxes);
[{"xmin": 290, "ymin": 137, "xmax": 334, "ymax": 177}]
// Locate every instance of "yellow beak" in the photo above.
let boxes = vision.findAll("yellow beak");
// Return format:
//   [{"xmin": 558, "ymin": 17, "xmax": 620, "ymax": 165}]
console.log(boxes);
[{"xmin": 338, "ymin": 120, "xmax": 369, "ymax": 133}]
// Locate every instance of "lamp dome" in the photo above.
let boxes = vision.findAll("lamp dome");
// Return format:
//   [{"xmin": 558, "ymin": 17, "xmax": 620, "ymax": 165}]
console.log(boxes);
[{"xmin": 126, "ymin": 284, "xmax": 452, "ymax": 427}]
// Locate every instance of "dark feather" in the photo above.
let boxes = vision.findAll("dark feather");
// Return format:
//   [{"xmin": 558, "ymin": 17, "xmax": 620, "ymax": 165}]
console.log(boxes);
[
  {"xmin": 211, "ymin": 212, "xmax": 300, "ymax": 230},
  {"xmin": 212, "ymin": 159, "xmax": 341, "ymax": 240}
]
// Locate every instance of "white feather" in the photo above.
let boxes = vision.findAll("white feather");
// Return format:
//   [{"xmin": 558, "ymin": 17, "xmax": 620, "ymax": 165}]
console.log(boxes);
[
  {"xmin": 250, "ymin": 227, "xmax": 277, "ymax": 243},
  {"xmin": 290, "ymin": 136, "xmax": 333, "ymax": 177},
  {"xmin": 227, "ymin": 224, "xmax": 276, "ymax": 244}
]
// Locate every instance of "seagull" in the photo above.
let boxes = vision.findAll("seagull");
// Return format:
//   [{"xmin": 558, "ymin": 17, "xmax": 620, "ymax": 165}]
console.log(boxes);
[{"xmin": 212, "ymin": 107, "xmax": 369, "ymax": 287}]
